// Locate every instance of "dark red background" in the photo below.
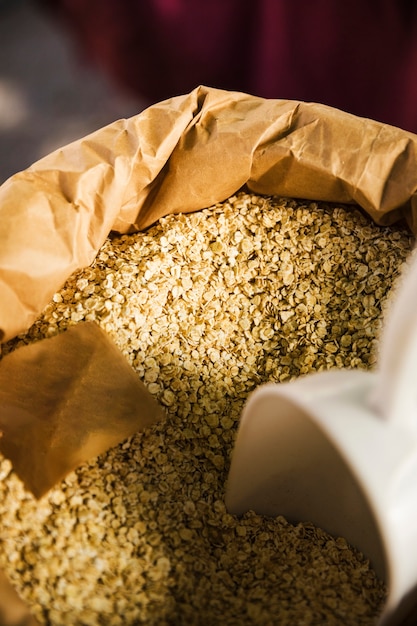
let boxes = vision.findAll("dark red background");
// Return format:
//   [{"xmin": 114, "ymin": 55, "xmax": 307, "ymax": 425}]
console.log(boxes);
[{"xmin": 39, "ymin": 0, "xmax": 417, "ymax": 133}]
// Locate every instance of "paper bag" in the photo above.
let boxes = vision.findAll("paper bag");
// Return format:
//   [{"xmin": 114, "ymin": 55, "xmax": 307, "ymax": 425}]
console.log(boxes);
[{"xmin": 1, "ymin": 85, "xmax": 416, "ymax": 344}]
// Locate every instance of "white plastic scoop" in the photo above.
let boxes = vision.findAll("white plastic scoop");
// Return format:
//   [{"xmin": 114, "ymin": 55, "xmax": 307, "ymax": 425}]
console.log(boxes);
[{"xmin": 226, "ymin": 249, "xmax": 417, "ymax": 625}]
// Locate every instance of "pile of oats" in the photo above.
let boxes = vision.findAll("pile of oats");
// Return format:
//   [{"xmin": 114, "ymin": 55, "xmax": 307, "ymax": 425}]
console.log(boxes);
[{"xmin": 0, "ymin": 193, "xmax": 414, "ymax": 625}]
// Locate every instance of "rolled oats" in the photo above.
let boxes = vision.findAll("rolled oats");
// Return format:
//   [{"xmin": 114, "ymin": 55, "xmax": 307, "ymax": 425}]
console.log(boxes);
[{"xmin": 0, "ymin": 193, "xmax": 414, "ymax": 625}]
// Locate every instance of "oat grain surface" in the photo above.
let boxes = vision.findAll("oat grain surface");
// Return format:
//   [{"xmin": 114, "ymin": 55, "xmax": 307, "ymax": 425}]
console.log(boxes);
[{"xmin": 1, "ymin": 193, "xmax": 414, "ymax": 625}]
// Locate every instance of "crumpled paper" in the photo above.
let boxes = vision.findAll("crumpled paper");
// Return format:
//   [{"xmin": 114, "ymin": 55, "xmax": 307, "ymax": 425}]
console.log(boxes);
[{"xmin": 1, "ymin": 85, "xmax": 417, "ymax": 344}]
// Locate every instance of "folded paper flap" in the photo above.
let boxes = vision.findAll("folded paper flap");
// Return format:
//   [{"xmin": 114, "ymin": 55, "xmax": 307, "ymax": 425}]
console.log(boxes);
[
  {"xmin": 0, "ymin": 322, "xmax": 164, "ymax": 498},
  {"xmin": 1, "ymin": 86, "xmax": 417, "ymax": 343},
  {"xmin": 249, "ymin": 104, "xmax": 417, "ymax": 213}
]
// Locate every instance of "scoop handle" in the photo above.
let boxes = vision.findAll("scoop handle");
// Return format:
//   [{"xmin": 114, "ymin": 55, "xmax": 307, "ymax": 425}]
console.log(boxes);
[{"xmin": 373, "ymin": 251, "xmax": 417, "ymax": 433}]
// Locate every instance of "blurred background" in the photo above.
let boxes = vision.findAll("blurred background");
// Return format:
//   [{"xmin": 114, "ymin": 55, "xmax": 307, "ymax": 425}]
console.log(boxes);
[
  {"xmin": 1, "ymin": 0, "xmax": 417, "ymax": 186},
  {"xmin": 0, "ymin": 0, "xmax": 145, "ymax": 184}
]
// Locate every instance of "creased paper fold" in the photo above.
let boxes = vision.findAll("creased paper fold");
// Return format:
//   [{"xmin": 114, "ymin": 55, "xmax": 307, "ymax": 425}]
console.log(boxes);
[{"xmin": 1, "ymin": 86, "xmax": 417, "ymax": 343}]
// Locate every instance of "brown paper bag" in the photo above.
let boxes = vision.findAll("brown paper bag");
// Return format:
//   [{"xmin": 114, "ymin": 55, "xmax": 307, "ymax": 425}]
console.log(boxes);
[
  {"xmin": 0, "ymin": 85, "xmax": 417, "ymax": 622},
  {"xmin": 1, "ymin": 85, "xmax": 417, "ymax": 344}
]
